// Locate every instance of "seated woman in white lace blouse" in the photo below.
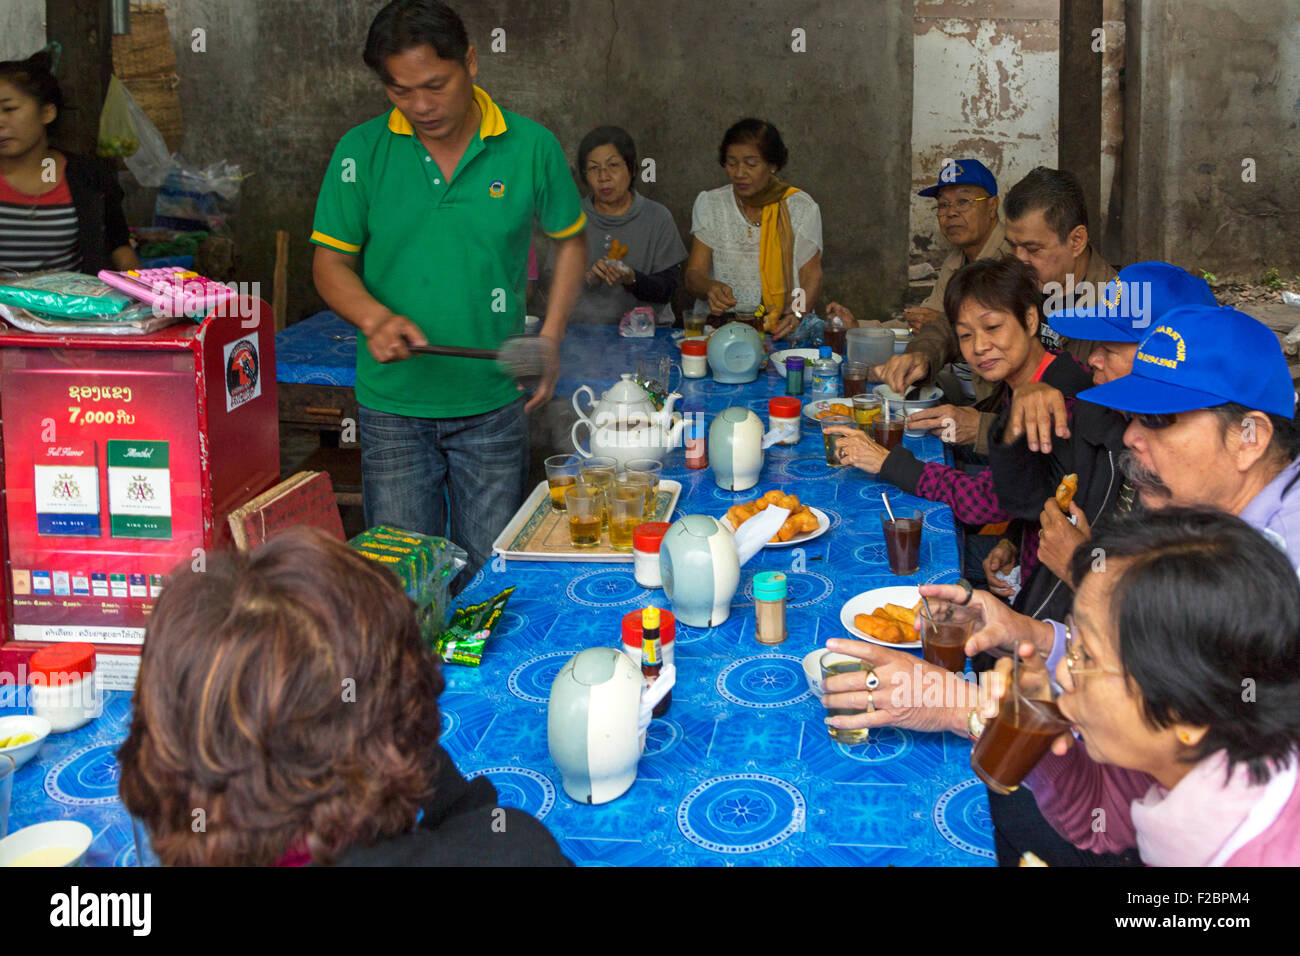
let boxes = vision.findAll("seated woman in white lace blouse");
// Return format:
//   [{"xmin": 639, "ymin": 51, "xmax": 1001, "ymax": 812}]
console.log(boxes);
[{"xmin": 683, "ymin": 118, "xmax": 823, "ymax": 340}]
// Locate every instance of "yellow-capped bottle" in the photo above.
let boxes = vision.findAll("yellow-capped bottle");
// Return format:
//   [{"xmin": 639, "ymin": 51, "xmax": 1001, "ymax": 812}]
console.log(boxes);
[{"xmin": 640, "ymin": 606, "xmax": 670, "ymax": 717}]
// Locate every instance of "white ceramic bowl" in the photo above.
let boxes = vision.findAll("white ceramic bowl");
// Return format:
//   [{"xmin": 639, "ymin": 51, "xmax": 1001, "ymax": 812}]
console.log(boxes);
[
  {"xmin": 802, "ymin": 649, "xmax": 860, "ymax": 698},
  {"xmin": 0, "ymin": 715, "xmax": 51, "ymax": 770},
  {"xmin": 0, "ymin": 820, "xmax": 93, "ymax": 867}
]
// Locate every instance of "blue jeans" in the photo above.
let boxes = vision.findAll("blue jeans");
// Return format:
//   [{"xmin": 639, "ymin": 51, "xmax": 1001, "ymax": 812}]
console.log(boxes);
[{"xmin": 359, "ymin": 399, "xmax": 529, "ymax": 586}]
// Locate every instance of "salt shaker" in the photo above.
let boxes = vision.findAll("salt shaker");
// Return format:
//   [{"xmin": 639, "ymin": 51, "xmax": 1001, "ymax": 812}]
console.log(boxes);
[{"xmin": 753, "ymin": 571, "xmax": 788, "ymax": 645}]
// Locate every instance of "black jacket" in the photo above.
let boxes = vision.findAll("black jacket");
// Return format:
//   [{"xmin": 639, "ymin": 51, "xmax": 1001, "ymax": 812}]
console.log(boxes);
[
  {"xmin": 63, "ymin": 153, "xmax": 132, "ymax": 274},
  {"xmin": 332, "ymin": 747, "xmax": 573, "ymax": 867},
  {"xmin": 989, "ymin": 395, "xmax": 1128, "ymax": 622}
]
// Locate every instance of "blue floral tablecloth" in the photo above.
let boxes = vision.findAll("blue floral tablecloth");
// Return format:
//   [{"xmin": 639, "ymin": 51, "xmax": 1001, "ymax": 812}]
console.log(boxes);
[{"xmin": 4, "ymin": 323, "xmax": 994, "ymax": 866}]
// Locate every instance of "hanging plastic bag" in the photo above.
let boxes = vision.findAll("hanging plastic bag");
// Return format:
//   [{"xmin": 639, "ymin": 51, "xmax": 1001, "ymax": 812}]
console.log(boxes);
[
  {"xmin": 154, "ymin": 157, "xmax": 246, "ymax": 236},
  {"xmin": 98, "ymin": 76, "xmax": 175, "ymax": 187}
]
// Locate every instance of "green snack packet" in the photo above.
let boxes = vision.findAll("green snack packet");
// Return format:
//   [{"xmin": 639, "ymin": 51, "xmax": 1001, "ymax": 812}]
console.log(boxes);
[{"xmin": 434, "ymin": 586, "xmax": 516, "ymax": 666}]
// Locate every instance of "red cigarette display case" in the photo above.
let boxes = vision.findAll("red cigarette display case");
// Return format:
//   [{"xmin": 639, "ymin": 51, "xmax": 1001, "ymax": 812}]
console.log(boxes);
[{"xmin": 0, "ymin": 299, "xmax": 279, "ymax": 686}]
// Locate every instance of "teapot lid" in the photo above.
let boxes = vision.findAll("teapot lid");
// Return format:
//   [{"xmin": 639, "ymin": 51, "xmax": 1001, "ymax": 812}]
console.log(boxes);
[{"xmin": 603, "ymin": 373, "xmax": 651, "ymax": 405}]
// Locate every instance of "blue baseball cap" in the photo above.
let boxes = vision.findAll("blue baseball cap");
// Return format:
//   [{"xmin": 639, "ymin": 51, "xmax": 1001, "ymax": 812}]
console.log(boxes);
[
  {"xmin": 1077, "ymin": 305, "xmax": 1296, "ymax": 418},
  {"xmin": 1048, "ymin": 261, "xmax": 1217, "ymax": 344},
  {"xmin": 917, "ymin": 159, "xmax": 998, "ymax": 198}
]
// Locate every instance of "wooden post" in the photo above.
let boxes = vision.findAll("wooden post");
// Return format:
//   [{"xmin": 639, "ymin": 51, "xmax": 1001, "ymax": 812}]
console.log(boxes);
[
  {"xmin": 45, "ymin": 0, "xmax": 114, "ymax": 155},
  {"xmin": 273, "ymin": 230, "xmax": 289, "ymax": 332},
  {"xmin": 1059, "ymin": 0, "xmax": 1105, "ymax": 245}
]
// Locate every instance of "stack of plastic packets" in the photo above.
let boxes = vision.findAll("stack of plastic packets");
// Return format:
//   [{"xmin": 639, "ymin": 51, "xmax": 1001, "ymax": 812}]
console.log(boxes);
[{"xmin": 347, "ymin": 526, "xmax": 467, "ymax": 649}]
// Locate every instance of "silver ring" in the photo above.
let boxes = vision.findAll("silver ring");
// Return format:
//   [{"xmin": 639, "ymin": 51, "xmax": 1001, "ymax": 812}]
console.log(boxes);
[
  {"xmin": 865, "ymin": 671, "xmax": 880, "ymax": 691},
  {"xmin": 956, "ymin": 578, "xmax": 974, "ymax": 605},
  {"xmin": 866, "ymin": 691, "xmax": 875, "ymax": 712}
]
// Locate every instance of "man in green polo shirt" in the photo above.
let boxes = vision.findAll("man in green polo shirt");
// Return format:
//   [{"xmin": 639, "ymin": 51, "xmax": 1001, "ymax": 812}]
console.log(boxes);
[{"xmin": 311, "ymin": 0, "xmax": 585, "ymax": 584}]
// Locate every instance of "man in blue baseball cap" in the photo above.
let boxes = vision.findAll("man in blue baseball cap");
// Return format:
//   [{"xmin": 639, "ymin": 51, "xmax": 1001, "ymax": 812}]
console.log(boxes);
[
  {"xmin": 1080, "ymin": 305, "xmax": 1300, "ymax": 563},
  {"xmin": 903, "ymin": 158, "xmax": 1010, "ymax": 333},
  {"xmin": 984, "ymin": 262, "xmax": 1219, "ymax": 604},
  {"xmin": 826, "ymin": 157, "xmax": 1008, "ymax": 342}
]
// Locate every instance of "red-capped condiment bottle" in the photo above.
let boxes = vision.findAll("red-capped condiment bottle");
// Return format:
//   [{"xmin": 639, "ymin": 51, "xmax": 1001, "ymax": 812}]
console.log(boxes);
[
  {"xmin": 633, "ymin": 521, "xmax": 671, "ymax": 588},
  {"xmin": 28, "ymin": 642, "xmax": 103, "ymax": 733},
  {"xmin": 768, "ymin": 396, "xmax": 802, "ymax": 445},
  {"xmin": 623, "ymin": 607, "xmax": 675, "ymax": 718}
]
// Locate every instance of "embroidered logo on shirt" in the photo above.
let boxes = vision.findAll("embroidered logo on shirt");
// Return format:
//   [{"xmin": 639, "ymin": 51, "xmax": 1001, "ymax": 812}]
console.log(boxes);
[{"xmin": 489, "ymin": 180, "xmax": 506, "ymax": 198}]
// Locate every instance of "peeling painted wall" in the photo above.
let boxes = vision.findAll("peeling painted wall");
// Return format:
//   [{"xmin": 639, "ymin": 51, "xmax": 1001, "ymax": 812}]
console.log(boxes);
[
  {"xmin": 910, "ymin": 0, "xmax": 1059, "ymax": 271},
  {"xmin": 1099, "ymin": 0, "xmax": 1124, "ymax": 229},
  {"xmin": 122, "ymin": 0, "xmax": 914, "ymax": 323},
  {"xmin": 0, "ymin": 0, "xmax": 47, "ymax": 61}
]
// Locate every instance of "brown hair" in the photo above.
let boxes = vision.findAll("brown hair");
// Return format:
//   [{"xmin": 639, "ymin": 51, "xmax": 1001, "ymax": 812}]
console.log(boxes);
[{"xmin": 118, "ymin": 527, "xmax": 445, "ymax": 866}]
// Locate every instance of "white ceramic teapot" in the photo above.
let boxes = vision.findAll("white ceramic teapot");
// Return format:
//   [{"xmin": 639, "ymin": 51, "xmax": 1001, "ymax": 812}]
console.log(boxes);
[
  {"xmin": 571, "ymin": 392, "xmax": 686, "ymax": 466},
  {"xmin": 572, "ymin": 374, "xmax": 659, "ymax": 429}
]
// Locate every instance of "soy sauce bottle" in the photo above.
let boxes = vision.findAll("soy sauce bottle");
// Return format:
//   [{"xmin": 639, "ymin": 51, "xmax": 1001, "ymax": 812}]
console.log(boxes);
[{"xmin": 641, "ymin": 606, "xmax": 670, "ymax": 717}]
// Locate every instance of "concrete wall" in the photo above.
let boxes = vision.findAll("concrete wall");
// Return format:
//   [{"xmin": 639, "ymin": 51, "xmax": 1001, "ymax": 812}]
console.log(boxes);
[
  {"xmin": 909, "ymin": 0, "xmax": 1059, "ymax": 271},
  {"xmin": 132, "ymin": 0, "xmax": 914, "ymax": 323},
  {"xmin": 1122, "ymin": 0, "xmax": 1300, "ymax": 273},
  {"xmin": 0, "ymin": 0, "xmax": 46, "ymax": 61}
]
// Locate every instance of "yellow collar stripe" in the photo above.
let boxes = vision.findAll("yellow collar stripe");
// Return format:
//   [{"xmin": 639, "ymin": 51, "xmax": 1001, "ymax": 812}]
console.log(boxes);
[
  {"xmin": 386, "ymin": 85, "xmax": 507, "ymax": 138},
  {"xmin": 310, "ymin": 230, "xmax": 362, "ymax": 254}
]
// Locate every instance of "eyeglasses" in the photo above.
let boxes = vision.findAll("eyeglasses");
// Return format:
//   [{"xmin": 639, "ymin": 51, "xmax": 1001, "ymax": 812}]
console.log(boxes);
[
  {"xmin": 1128, "ymin": 412, "xmax": 1179, "ymax": 430},
  {"xmin": 934, "ymin": 196, "xmax": 991, "ymax": 215},
  {"xmin": 1064, "ymin": 615, "xmax": 1121, "ymax": 683},
  {"xmin": 584, "ymin": 160, "xmax": 626, "ymax": 178}
]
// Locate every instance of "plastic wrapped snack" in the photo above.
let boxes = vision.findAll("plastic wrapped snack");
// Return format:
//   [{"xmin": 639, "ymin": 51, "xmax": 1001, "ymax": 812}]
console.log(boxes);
[
  {"xmin": 0, "ymin": 271, "xmax": 131, "ymax": 318},
  {"xmin": 348, "ymin": 526, "xmax": 467, "ymax": 647},
  {"xmin": 435, "ymin": 587, "xmax": 515, "ymax": 667}
]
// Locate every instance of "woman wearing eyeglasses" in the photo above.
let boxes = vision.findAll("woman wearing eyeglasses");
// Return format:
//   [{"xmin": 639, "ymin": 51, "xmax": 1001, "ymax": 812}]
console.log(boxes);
[
  {"xmin": 683, "ymin": 118, "xmax": 822, "ymax": 339},
  {"xmin": 554, "ymin": 125, "xmax": 686, "ymax": 325},
  {"xmin": 985, "ymin": 508, "xmax": 1300, "ymax": 866}
]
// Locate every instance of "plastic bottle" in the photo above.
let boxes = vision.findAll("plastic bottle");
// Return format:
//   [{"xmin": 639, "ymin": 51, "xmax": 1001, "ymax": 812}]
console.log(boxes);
[{"xmin": 810, "ymin": 346, "xmax": 841, "ymax": 399}]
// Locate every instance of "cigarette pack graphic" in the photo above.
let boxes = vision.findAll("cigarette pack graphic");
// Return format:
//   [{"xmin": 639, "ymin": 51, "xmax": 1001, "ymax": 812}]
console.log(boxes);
[
  {"xmin": 53, "ymin": 570, "xmax": 71, "ymax": 595},
  {"xmin": 91, "ymin": 572, "xmax": 108, "ymax": 597},
  {"xmin": 34, "ymin": 440, "xmax": 101, "ymax": 536},
  {"xmin": 33, "ymin": 571, "xmax": 52, "ymax": 594},
  {"xmin": 107, "ymin": 439, "xmax": 172, "ymax": 539},
  {"xmin": 72, "ymin": 572, "xmax": 90, "ymax": 596},
  {"xmin": 110, "ymin": 573, "xmax": 128, "ymax": 598},
  {"xmin": 148, "ymin": 574, "xmax": 164, "ymax": 597},
  {"xmin": 12, "ymin": 570, "xmax": 31, "ymax": 595},
  {"xmin": 128, "ymin": 573, "xmax": 146, "ymax": 598}
]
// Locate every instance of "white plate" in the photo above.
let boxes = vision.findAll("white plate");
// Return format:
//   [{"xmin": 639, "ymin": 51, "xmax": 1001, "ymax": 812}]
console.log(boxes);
[
  {"xmin": 720, "ymin": 505, "xmax": 829, "ymax": 547},
  {"xmin": 771, "ymin": 349, "xmax": 842, "ymax": 376},
  {"xmin": 801, "ymin": 397, "xmax": 851, "ymax": 422},
  {"xmin": 840, "ymin": 585, "xmax": 923, "ymax": 649}
]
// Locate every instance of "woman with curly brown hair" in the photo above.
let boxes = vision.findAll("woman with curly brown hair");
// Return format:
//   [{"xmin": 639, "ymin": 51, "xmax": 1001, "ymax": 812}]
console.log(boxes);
[{"xmin": 117, "ymin": 526, "xmax": 570, "ymax": 866}]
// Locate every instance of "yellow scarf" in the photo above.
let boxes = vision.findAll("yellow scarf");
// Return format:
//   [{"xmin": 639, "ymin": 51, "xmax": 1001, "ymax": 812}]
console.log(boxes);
[{"xmin": 744, "ymin": 178, "xmax": 800, "ymax": 320}]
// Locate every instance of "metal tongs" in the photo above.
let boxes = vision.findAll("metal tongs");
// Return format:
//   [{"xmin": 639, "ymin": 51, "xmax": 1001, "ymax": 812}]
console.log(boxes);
[{"xmin": 408, "ymin": 334, "xmax": 558, "ymax": 385}]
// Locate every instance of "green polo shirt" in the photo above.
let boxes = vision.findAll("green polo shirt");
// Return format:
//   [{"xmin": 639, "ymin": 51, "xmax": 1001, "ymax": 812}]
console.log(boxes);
[{"xmin": 310, "ymin": 86, "xmax": 585, "ymax": 418}]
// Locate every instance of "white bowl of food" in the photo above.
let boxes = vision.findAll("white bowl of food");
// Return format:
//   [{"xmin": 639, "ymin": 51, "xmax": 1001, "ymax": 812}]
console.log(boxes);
[
  {"xmin": 0, "ymin": 715, "xmax": 51, "ymax": 770},
  {"xmin": 802, "ymin": 649, "xmax": 860, "ymax": 698},
  {"xmin": 0, "ymin": 820, "xmax": 94, "ymax": 867}
]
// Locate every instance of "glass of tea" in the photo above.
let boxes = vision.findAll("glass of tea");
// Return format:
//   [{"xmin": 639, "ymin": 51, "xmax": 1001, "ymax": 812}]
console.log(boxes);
[
  {"xmin": 820, "ymin": 651, "xmax": 871, "ymax": 745},
  {"xmin": 544, "ymin": 454, "xmax": 581, "ymax": 512},
  {"xmin": 880, "ymin": 508, "xmax": 923, "ymax": 575},
  {"xmin": 624, "ymin": 459, "xmax": 663, "ymax": 519},
  {"xmin": 852, "ymin": 394, "xmax": 882, "ymax": 432},
  {"xmin": 820, "ymin": 415, "xmax": 853, "ymax": 467},
  {"xmin": 684, "ymin": 313, "xmax": 707, "ymax": 337},
  {"xmin": 823, "ymin": 324, "xmax": 847, "ymax": 356},
  {"xmin": 841, "ymin": 362, "xmax": 868, "ymax": 398},
  {"xmin": 608, "ymin": 485, "xmax": 646, "ymax": 552},
  {"xmin": 579, "ymin": 458, "xmax": 617, "ymax": 529},
  {"xmin": 872, "ymin": 417, "xmax": 905, "ymax": 450},
  {"xmin": 922, "ymin": 616, "xmax": 972, "ymax": 673},
  {"xmin": 971, "ymin": 687, "xmax": 1072, "ymax": 795},
  {"xmin": 564, "ymin": 484, "xmax": 605, "ymax": 549}
]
